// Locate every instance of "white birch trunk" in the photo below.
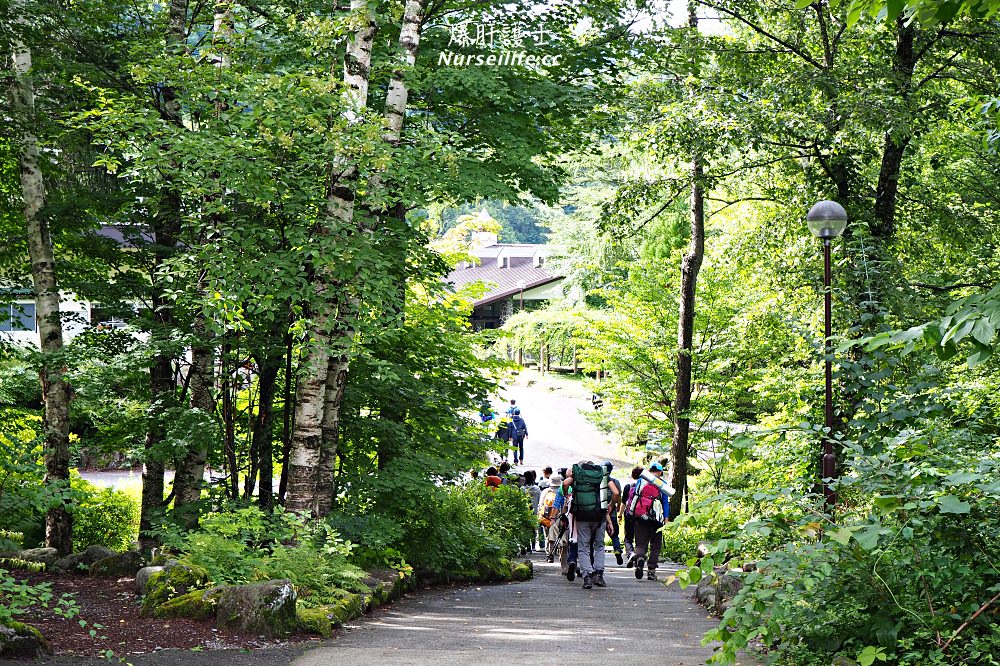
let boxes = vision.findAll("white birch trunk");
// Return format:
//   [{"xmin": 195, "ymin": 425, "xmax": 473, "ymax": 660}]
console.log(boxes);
[
  {"xmin": 11, "ymin": 37, "xmax": 74, "ymax": 554},
  {"xmin": 285, "ymin": 0, "xmax": 377, "ymax": 515}
]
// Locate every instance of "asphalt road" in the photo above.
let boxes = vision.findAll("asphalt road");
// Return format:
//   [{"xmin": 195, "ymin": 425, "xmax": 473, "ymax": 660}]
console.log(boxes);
[
  {"xmin": 290, "ymin": 554, "xmax": 745, "ymax": 666},
  {"xmin": 490, "ymin": 373, "xmax": 633, "ymax": 474},
  {"xmin": 35, "ymin": 554, "xmax": 753, "ymax": 666}
]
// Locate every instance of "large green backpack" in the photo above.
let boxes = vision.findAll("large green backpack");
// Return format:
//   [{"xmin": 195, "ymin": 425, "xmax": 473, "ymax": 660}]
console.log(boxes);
[{"xmin": 570, "ymin": 462, "xmax": 610, "ymax": 522}]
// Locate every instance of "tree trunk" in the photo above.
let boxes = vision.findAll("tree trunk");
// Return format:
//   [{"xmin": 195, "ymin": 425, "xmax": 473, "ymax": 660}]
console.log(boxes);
[
  {"xmin": 253, "ymin": 350, "xmax": 281, "ymax": 510},
  {"xmin": 278, "ymin": 330, "xmax": 294, "ymax": 503},
  {"xmin": 140, "ymin": 0, "xmax": 187, "ymax": 552},
  {"xmin": 669, "ymin": 10, "xmax": 706, "ymax": 520},
  {"xmin": 872, "ymin": 19, "xmax": 917, "ymax": 240},
  {"xmin": 11, "ymin": 38, "xmax": 74, "ymax": 555},
  {"xmin": 173, "ymin": 322, "xmax": 214, "ymax": 527},
  {"xmin": 285, "ymin": 0, "xmax": 376, "ymax": 515}
]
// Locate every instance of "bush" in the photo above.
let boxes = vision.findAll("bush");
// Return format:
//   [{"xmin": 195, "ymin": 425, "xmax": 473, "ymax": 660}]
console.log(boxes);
[
  {"xmin": 154, "ymin": 505, "xmax": 369, "ymax": 607},
  {"xmin": 660, "ymin": 504, "xmax": 746, "ymax": 563},
  {"xmin": 689, "ymin": 435, "xmax": 1000, "ymax": 666},
  {"xmin": 0, "ymin": 364, "xmax": 41, "ymax": 408},
  {"xmin": 398, "ymin": 482, "xmax": 535, "ymax": 579},
  {"xmin": 71, "ymin": 477, "xmax": 139, "ymax": 551}
]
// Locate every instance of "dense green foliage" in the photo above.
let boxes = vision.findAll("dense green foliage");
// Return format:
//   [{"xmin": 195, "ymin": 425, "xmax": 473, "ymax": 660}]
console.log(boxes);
[{"xmin": 4, "ymin": 0, "xmax": 1000, "ymax": 660}]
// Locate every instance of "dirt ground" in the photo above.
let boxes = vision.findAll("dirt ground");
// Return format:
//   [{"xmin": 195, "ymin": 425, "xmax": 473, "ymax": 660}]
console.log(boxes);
[{"xmin": 13, "ymin": 571, "xmax": 312, "ymax": 661}]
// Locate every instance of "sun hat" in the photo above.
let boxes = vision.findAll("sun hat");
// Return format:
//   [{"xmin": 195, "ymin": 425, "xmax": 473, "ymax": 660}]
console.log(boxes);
[
  {"xmin": 549, "ymin": 474, "xmax": 563, "ymax": 486},
  {"xmin": 649, "ymin": 462, "xmax": 664, "ymax": 471}
]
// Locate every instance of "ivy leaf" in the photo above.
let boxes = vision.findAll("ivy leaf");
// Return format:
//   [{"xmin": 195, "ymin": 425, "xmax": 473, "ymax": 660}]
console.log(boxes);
[{"xmin": 936, "ymin": 495, "xmax": 971, "ymax": 514}]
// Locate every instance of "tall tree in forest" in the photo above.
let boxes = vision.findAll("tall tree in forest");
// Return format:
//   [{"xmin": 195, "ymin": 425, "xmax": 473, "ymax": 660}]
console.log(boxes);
[
  {"xmin": 667, "ymin": 5, "xmax": 707, "ymax": 519},
  {"xmin": 139, "ymin": 0, "xmax": 189, "ymax": 546},
  {"xmin": 284, "ymin": 0, "xmax": 378, "ymax": 515},
  {"xmin": 9, "ymin": 25, "xmax": 73, "ymax": 554}
]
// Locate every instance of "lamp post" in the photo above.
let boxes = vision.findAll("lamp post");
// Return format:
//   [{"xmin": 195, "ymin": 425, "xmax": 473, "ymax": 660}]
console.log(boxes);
[
  {"xmin": 807, "ymin": 200, "xmax": 848, "ymax": 510},
  {"xmin": 516, "ymin": 279, "xmax": 525, "ymax": 312}
]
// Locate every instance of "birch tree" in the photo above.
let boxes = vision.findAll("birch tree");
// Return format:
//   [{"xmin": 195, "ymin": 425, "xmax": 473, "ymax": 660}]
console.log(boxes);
[
  {"xmin": 284, "ymin": 0, "xmax": 378, "ymax": 515},
  {"xmin": 9, "ymin": 24, "xmax": 74, "ymax": 554}
]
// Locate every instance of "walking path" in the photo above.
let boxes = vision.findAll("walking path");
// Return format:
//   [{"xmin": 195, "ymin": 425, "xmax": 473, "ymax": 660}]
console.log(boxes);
[
  {"xmin": 292, "ymin": 554, "xmax": 747, "ymax": 666},
  {"xmin": 491, "ymin": 373, "xmax": 632, "ymax": 472}
]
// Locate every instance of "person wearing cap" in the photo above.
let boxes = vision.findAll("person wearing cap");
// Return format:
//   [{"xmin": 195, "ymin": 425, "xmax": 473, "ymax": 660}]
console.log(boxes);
[
  {"xmin": 631, "ymin": 461, "xmax": 669, "ymax": 580},
  {"xmin": 541, "ymin": 473, "xmax": 563, "ymax": 562},
  {"xmin": 509, "ymin": 408, "xmax": 528, "ymax": 465}
]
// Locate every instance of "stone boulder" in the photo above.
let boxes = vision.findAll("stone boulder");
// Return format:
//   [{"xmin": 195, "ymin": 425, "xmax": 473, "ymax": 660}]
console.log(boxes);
[
  {"xmin": 90, "ymin": 550, "xmax": 144, "ymax": 577},
  {"xmin": 511, "ymin": 559, "xmax": 533, "ymax": 581},
  {"xmin": 52, "ymin": 545, "xmax": 116, "ymax": 574},
  {"xmin": 16, "ymin": 548, "xmax": 60, "ymax": 568},
  {"xmin": 694, "ymin": 570, "xmax": 744, "ymax": 615},
  {"xmin": 154, "ymin": 586, "xmax": 226, "ymax": 620},
  {"xmin": 297, "ymin": 606, "xmax": 334, "ymax": 637},
  {"xmin": 0, "ymin": 621, "xmax": 53, "ymax": 659},
  {"xmin": 140, "ymin": 562, "xmax": 210, "ymax": 616},
  {"xmin": 135, "ymin": 565, "xmax": 165, "ymax": 596},
  {"xmin": 216, "ymin": 579, "xmax": 297, "ymax": 637}
]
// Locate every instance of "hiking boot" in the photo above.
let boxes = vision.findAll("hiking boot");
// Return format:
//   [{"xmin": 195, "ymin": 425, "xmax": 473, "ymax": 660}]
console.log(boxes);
[
  {"xmin": 626, "ymin": 554, "xmax": 636, "ymax": 567},
  {"xmin": 594, "ymin": 571, "xmax": 607, "ymax": 587},
  {"xmin": 634, "ymin": 557, "xmax": 646, "ymax": 579},
  {"xmin": 546, "ymin": 554, "xmax": 554, "ymax": 563},
  {"xmin": 647, "ymin": 570, "xmax": 658, "ymax": 581},
  {"xmin": 581, "ymin": 573, "xmax": 593, "ymax": 589},
  {"xmin": 567, "ymin": 561, "xmax": 577, "ymax": 582},
  {"xmin": 615, "ymin": 551, "xmax": 624, "ymax": 566}
]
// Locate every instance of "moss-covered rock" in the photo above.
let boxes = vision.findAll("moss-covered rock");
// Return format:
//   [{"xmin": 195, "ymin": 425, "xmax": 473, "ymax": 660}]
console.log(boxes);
[
  {"xmin": 51, "ymin": 545, "xmax": 115, "ymax": 574},
  {"xmin": 216, "ymin": 579, "xmax": 297, "ymax": 637},
  {"xmin": 90, "ymin": 550, "xmax": 144, "ymax": 577},
  {"xmin": 0, "ymin": 620, "xmax": 52, "ymax": 658},
  {"xmin": 140, "ymin": 562, "xmax": 210, "ymax": 616},
  {"xmin": 511, "ymin": 560, "xmax": 533, "ymax": 581},
  {"xmin": 297, "ymin": 606, "xmax": 334, "ymax": 637},
  {"xmin": 154, "ymin": 586, "xmax": 226, "ymax": 620},
  {"xmin": 475, "ymin": 555, "xmax": 514, "ymax": 583}
]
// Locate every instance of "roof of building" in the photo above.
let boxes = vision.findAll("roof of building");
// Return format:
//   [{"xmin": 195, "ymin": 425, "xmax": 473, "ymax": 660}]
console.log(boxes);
[{"xmin": 446, "ymin": 245, "xmax": 563, "ymax": 307}]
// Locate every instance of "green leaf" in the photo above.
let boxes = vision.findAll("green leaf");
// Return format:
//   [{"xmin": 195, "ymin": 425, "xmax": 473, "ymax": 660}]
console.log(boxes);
[
  {"xmin": 794, "ymin": 0, "xmax": 814, "ymax": 7},
  {"xmin": 972, "ymin": 318, "xmax": 996, "ymax": 345},
  {"xmin": 853, "ymin": 526, "xmax": 882, "ymax": 551},
  {"xmin": 936, "ymin": 495, "xmax": 971, "ymax": 514},
  {"xmin": 829, "ymin": 527, "xmax": 853, "ymax": 545}
]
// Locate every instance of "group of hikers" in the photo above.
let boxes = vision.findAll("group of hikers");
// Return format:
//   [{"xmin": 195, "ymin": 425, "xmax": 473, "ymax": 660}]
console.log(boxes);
[
  {"xmin": 476, "ymin": 459, "xmax": 673, "ymax": 590},
  {"xmin": 480, "ymin": 398, "xmax": 529, "ymax": 465}
]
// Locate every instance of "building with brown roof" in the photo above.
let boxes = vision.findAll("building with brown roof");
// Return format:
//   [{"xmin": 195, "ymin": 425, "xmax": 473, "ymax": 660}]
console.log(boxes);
[{"xmin": 445, "ymin": 232, "xmax": 564, "ymax": 331}]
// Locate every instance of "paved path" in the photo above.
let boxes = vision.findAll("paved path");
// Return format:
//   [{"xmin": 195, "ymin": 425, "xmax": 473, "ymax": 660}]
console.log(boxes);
[
  {"xmin": 491, "ymin": 374, "xmax": 633, "ymax": 473},
  {"xmin": 290, "ymin": 554, "xmax": 740, "ymax": 666},
  {"xmin": 42, "ymin": 554, "xmax": 756, "ymax": 666}
]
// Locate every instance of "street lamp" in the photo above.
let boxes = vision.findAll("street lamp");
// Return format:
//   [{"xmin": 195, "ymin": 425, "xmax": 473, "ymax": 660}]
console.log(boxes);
[
  {"xmin": 516, "ymin": 279, "xmax": 525, "ymax": 311},
  {"xmin": 807, "ymin": 200, "xmax": 848, "ymax": 510}
]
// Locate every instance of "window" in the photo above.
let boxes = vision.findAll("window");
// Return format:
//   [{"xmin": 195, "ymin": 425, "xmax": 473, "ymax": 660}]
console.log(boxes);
[
  {"xmin": 90, "ymin": 304, "xmax": 135, "ymax": 329},
  {"xmin": 0, "ymin": 302, "xmax": 36, "ymax": 332}
]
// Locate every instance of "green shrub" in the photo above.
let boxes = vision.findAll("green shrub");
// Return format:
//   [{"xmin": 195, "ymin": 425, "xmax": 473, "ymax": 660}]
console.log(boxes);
[
  {"xmin": 0, "ymin": 364, "xmax": 42, "ymax": 408},
  {"xmin": 660, "ymin": 503, "xmax": 747, "ymax": 563},
  {"xmin": 689, "ymin": 435, "xmax": 1000, "ymax": 666},
  {"xmin": 71, "ymin": 477, "xmax": 139, "ymax": 551}
]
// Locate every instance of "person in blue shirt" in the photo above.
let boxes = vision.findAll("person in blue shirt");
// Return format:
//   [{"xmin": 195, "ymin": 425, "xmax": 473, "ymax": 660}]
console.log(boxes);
[{"xmin": 509, "ymin": 408, "xmax": 528, "ymax": 465}]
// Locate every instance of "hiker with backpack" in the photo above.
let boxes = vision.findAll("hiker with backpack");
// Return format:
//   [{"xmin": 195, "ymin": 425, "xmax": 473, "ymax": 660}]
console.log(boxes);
[
  {"xmin": 622, "ymin": 466, "xmax": 643, "ymax": 566},
  {"xmin": 523, "ymin": 470, "xmax": 542, "ymax": 551},
  {"xmin": 509, "ymin": 408, "xmax": 528, "ymax": 465},
  {"xmin": 603, "ymin": 461, "xmax": 625, "ymax": 566},
  {"xmin": 537, "ymin": 473, "xmax": 562, "ymax": 561},
  {"xmin": 562, "ymin": 460, "xmax": 620, "ymax": 589},
  {"xmin": 628, "ymin": 461, "xmax": 670, "ymax": 580}
]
